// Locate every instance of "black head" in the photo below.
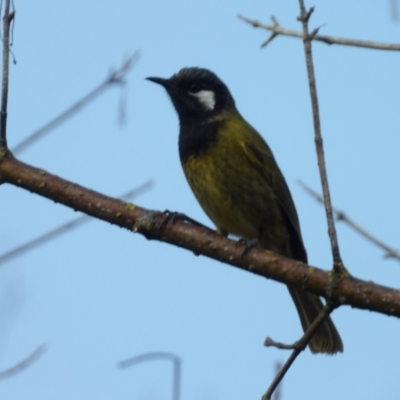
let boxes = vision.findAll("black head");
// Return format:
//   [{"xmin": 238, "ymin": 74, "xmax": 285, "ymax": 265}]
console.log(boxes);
[{"xmin": 147, "ymin": 67, "xmax": 236, "ymax": 123}]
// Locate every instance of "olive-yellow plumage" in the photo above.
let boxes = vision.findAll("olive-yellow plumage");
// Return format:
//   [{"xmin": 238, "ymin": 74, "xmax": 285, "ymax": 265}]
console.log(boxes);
[
  {"xmin": 147, "ymin": 67, "xmax": 343, "ymax": 354},
  {"xmin": 184, "ymin": 112, "xmax": 293, "ymax": 251}
]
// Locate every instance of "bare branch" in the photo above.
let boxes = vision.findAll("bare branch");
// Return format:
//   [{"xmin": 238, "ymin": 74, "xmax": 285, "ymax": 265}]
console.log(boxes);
[
  {"xmin": 238, "ymin": 14, "xmax": 400, "ymax": 51},
  {"xmin": 0, "ymin": 154, "xmax": 399, "ymax": 317},
  {"xmin": 296, "ymin": 2, "xmax": 344, "ymax": 273},
  {"xmin": 262, "ymin": 305, "xmax": 334, "ymax": 400},
  {"xmin": 119, "ymin": 351, "xmax": 180, "ymax": 368},
  {"xmin": 12, "ymin": 51, "xmax": 141, "ymax": 155},
  {"xmin": 0, "ymin": 344, "xmax": 46, "ymax": 380},
  {"xmin": 264, "ymin": 338, "xmax": 296, "ymax": 350},
  {"xmin": 299, "ymin": 181, "xmax": 400, "ymax": 262},
  {"xmin": 119, "ymin": 352, "xmax": 181, "ymax": 400},
  {"xmin": 273, "ymin": 361, "xmax": 283, "ymax": 400},
  {"xmin": 0, "ymin": 0, "xmax": 15, "ymax": 149},
  {"xmin": 391, "ymin": 0, "xmax": 399, "ymax": 20},
  {"xmin": 0, "ymin": 180, "xmax": 154, "ymax": 266}
]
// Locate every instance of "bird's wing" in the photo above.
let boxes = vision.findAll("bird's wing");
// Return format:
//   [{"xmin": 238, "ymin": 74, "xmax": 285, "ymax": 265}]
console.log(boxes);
[{"xmin": 240, "ymin": 125, "xmax": 307, "ymax": 262}]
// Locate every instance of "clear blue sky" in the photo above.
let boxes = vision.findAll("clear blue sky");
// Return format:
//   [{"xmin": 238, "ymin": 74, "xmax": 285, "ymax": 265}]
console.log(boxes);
[{"xmin": 1, "ymin": 1, "xmax": 400, "ymax": 399}]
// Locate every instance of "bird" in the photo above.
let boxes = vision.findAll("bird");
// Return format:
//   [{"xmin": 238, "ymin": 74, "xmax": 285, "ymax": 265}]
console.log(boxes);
[{"xmin": 147, "ymin": 67, "xmax": 343, "ymax": 354}]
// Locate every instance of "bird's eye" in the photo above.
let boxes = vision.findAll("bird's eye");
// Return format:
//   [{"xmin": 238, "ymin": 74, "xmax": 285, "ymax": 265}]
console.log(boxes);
[{"xmin": 189, "ymin": 83, "xmax": 201, "ymax": 93}]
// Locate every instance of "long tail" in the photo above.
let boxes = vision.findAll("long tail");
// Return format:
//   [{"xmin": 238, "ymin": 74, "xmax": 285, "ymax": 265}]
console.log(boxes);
[{"xmin": 288, "ymin": 285, "xmax": 343, "ymax": 354}]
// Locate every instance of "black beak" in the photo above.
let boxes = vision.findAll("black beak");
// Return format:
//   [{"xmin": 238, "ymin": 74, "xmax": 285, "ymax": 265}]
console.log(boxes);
[{"xmin": 146, "ymin": 76, "xmax": 170, "ymax": 87}]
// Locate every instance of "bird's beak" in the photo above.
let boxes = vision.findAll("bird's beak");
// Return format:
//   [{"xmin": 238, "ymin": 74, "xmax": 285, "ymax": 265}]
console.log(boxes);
[{"xmin": 146, "ymin": 76, "xmax": 170, "ymax": 87}]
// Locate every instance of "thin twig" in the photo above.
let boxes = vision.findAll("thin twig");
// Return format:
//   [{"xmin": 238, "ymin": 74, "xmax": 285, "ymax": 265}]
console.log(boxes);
[
  {"xmin": 0, "ymin": 180, "xmax": 153, "ymax": 266},
  {"xmin": 264, "ymin": 338, "xmax": 295, "ymax": 350},
  {"xmin": 262, "ymin": 304, "xmax": 334, "ymax": 400},
  {"xmin": 11, "ymin": 51, "xmax": 141, "ymax": 155},
  {"xmin": 0, "ymin": 0, "xmax": 14, "ymax": 149},
  {"xmin": 297, "ymin": 2, "xmax": 344, "ymax": 273},
  {"xmin": 238, "ymin": 14, "xmax": 400, "ymax": 51},
  {"xmin": 119, "ymin": 352, "xmax": 181, "ymax": 400},
  {"xmin": 273, "ymin": 361, "xmax": 283, "ymax": 400},
  {"xmin": 298, "ymin": 180, "xmax": 400, "ymax": 262},
  {"xmin": 391, "ymin": 0, "xmax": 399, "ymax": 20},
  {"xmin": 0, "ymin": 344, "xmax": 46, "ymax": 379}
]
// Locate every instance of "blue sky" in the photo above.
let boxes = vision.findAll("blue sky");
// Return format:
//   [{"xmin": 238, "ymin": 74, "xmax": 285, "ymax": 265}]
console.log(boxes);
[{"xmin": 1, "ymin": 1, "xmax": 400, "ymax": 399}]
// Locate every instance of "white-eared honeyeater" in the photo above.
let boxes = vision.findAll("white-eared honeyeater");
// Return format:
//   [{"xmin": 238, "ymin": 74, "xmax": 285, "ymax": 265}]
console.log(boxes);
[{"xmin": 147, "ymin": 67, "xmax": 343, "ymax": 354}]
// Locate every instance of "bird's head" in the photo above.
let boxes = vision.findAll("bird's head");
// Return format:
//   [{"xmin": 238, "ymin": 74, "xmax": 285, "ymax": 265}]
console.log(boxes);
[{"xmin": 147, "ymin": 67, "xmax": 235, "ymax": 122}]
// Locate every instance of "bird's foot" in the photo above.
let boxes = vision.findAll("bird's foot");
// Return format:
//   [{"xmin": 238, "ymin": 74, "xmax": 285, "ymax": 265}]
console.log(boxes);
[
  {"xmin": 159, "ymin": 210, "xmax": 209, "ymax": 230},
  {"xmin": 236, "ymin": 238, "xmax": 260, "ymax": 257}
]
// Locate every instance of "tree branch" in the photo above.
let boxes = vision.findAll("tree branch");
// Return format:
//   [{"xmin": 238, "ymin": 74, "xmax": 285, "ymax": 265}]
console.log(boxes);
[
  {"xmin": 298, "ymin": 181, "xmax": 400, "ymax": 262},
  {"xmin": 238, "ymin": 14, "xmax": 400, "ymax": 51},
  {"xmin": 12, "ymin": 51, "xmax": 141, "ymax": 155},
  {"xmin": 297, "ymin": 3, "xmax": 344, "ymax": 272},
  {"xmin": 0, "ymin": 0, "xmax": 14, "ymax": 149},
  {"xmin": 0, "ymin": 180, "xmax": 153, "ymax": 266},
  {"xmin": 119, "ymin": 352, "xmax": 181, "ymax": 400},
  {"xmin": 0, "ymin": 345, "xmax": 46, "ymax": 380},
  {"xmin": 262, "ymin": 304, "xmax": 334, "ymax": 400},
  {"xmin": 1, "ymin": 153, "xmax": 399, "ymax": 317}
]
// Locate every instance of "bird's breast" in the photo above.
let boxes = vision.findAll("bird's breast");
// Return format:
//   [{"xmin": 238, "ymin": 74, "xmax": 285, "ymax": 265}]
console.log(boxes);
[{"xmin": 181, "ymin": 129, "xmax": 282, "ymax": 240}]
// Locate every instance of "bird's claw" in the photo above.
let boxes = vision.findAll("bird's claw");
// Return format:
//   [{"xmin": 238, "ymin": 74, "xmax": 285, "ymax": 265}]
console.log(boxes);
[
  {"xmin": 237, "ymin": 238, "xmax": 260, "ymax": 257},
  {"xmin": 159, "ymin": 210, "xmax": 209, "ymax": 231}
]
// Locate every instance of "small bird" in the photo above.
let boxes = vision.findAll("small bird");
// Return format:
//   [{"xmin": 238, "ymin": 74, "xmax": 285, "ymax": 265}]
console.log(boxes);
[{"xmin": 147, "ymin": 67, "xmax": 343, "ymax": 354}]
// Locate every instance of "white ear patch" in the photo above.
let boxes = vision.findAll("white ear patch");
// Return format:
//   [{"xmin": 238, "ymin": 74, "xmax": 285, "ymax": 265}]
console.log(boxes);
[{"xmin": 190, "ymin": 90, "xmax": 216, "ymax": 110}]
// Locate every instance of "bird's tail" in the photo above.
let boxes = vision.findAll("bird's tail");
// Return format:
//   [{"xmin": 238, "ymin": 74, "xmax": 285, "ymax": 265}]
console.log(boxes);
[{"xmin": 287, "ymin": 285, "xmax": 343, "ymax": 354}]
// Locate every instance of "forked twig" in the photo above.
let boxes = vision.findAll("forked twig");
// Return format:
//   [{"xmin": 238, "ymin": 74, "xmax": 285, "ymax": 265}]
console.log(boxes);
[
  {"xmin": 12, "ymin": 51, "xmax": 141, "ymax": 154},
  {"xmin": 262, "ymin": 304, "xmax": 334, "ymax": 400},
  {"xmin": 238, "ymin": 14, "xmax": 400, "ymax": 51}
]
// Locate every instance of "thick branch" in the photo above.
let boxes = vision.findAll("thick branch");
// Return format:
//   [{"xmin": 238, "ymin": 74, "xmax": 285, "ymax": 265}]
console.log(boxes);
[
  {"xmin": 0, "ymin": 153, "xmax": 399, "ymax": 316},
  {"xmin": 238, "ymin": 14, "xmax": 400, "ymax": 51}
]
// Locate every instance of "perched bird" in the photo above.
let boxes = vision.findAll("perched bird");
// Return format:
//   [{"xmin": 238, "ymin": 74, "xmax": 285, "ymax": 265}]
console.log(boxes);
[{"xmin": 147, "ymin": 67, "xmax": 343, "ymax": 354}]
